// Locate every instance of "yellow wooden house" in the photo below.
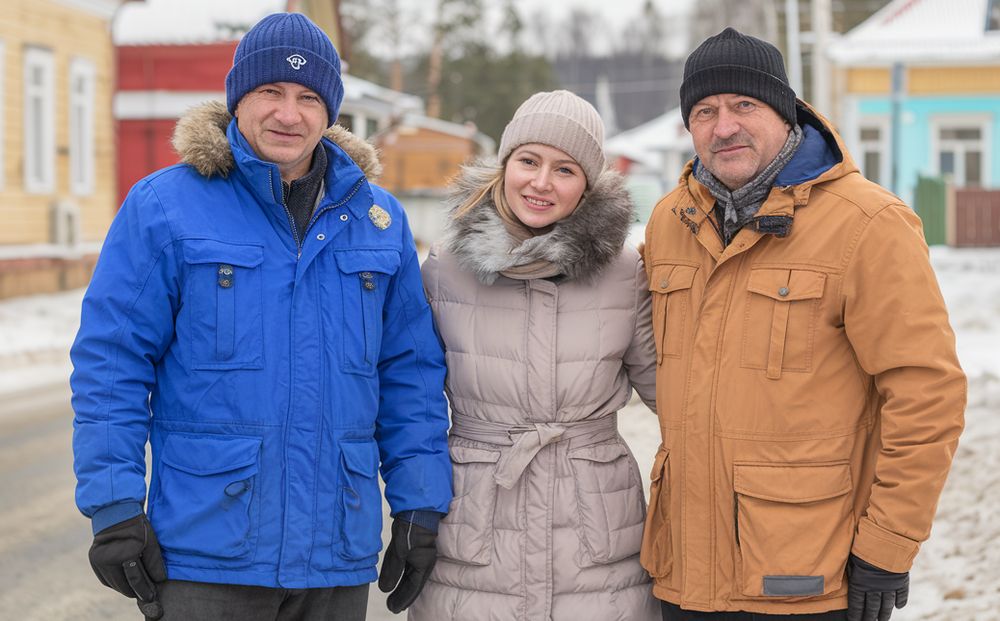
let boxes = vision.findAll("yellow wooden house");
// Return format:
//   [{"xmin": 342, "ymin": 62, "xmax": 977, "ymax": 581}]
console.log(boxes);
[{"xmin": 0, "ymin": 0, "xmax": 126, "ymax": 298}]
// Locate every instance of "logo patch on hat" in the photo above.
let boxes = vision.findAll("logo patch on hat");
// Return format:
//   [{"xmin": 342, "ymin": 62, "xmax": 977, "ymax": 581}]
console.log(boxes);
[
  {"xmin": 368, "ymin": 205, "xmax": 391, "ymax": 230},
  {"xmin": 286, "ymin": 54, "xmax": 307, "ymax": 70}
]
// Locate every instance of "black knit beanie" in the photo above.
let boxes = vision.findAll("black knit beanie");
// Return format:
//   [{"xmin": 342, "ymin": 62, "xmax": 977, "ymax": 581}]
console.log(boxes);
[{"xmin": 680, "ymin": 27, "xmax": 796, "ymax": 128}]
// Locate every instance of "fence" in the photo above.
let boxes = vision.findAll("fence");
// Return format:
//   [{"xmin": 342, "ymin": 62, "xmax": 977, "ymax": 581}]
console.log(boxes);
[{"xmin": 954, "ymin": 189, "xmax": 1000, "ymax": 247}]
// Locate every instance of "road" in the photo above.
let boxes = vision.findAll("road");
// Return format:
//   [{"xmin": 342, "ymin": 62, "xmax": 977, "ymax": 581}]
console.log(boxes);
[{"xmin": 0, "ymin": 383, "xmax": 399, "ymax": 621}]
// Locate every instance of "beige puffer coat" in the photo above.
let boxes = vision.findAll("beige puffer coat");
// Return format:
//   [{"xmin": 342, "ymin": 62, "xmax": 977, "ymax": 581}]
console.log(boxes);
[{"xmin": 408, "ymin": 165, "xmax": 659, "ymax": 621}]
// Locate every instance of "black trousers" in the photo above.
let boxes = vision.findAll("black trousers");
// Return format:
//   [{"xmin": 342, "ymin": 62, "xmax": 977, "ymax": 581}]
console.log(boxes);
[
  {"xmin": 155, "ymin": 580, "xmax": 369, "ymax": 621},
  {"xmin": 662, "ymin": 601, "xmax": 847, "ymax": 621}
]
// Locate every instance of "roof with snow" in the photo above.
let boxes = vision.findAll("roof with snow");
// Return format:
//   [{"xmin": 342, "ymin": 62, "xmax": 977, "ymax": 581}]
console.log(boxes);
[
  {"xmin": 605, "ymin": 107, "xmax": 690, "ymax": 169},
  {"xmin": 114, "ymin": 0, "xmax": 286, "ymax": 45},
  {"xmin": 828, "ymin": 0, "xmax": 1000, "ymax": 65}
]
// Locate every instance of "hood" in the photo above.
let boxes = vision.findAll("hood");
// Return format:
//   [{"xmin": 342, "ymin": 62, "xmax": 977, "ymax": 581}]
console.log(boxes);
[
  {"xmin": 445, "ymin": 161, "xmax": 635, "ymax": 284},
  {"xmin": 171, "ymin": 100, "xmax": 382, "ymax": 180}
]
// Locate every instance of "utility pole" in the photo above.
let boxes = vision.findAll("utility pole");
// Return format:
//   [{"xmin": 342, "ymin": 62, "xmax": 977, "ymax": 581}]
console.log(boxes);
[
  {"xmin": 811, "ymin": 0, "xmax": 831, "ymax": 115},
  {"xmin": 786, "ymin": 0, "xmax": 803, "ymax": 95}
]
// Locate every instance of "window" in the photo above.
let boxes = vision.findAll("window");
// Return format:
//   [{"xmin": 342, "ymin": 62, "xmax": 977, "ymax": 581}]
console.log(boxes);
[
  {"xmin": 933, "ymin": 119, "xmax": 989, "ymax": 188},
  {"xmin": 988, "ymin": 0, "xmax": 1000, "ymax": 31},
  {"xmin": 858, "ymin": 118, "xmax": 890, "ymax": 188},
  {"xmin": 23, "ymin": 46, "xmax": 55, "ymax": 193},
  {"xmin": 69, "ymin": 58, "xmax": 96, "ymax": 195}
]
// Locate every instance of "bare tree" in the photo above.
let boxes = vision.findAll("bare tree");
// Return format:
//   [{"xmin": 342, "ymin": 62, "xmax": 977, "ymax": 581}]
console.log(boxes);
[{"xmin": 690, "ymin": 0, "xmax": 779, "ymax": 48}]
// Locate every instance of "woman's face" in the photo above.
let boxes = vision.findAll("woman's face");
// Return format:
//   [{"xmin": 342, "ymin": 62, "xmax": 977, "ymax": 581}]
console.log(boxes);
[{"xmin": 503, "ymin": 143, "xmax": 587, "ymax": 230}]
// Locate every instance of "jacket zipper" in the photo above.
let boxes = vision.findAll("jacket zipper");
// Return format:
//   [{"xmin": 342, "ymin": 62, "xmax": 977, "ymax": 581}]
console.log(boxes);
[
  {"xmin": 269, "ymin": 173, "xmax": 302, "ymax": 259},
  {"xmin": 304, "ymin": 177, "xmax": 366, "ymax": 237}
]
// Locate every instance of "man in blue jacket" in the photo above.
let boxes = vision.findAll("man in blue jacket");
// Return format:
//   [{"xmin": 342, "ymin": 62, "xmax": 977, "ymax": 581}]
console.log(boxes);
[{"xmin": 71, "ymin": 13, "xmax": 451, "ymax": 620}]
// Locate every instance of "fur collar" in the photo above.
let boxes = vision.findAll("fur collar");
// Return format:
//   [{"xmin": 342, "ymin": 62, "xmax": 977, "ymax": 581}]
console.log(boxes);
[
  {"xmin": 445, "ymin": 161, "xmax": 634, "ymax": 284},
  {"xmin": 171, "ymin": 100, "xmax": 382, "ymax": 180}
]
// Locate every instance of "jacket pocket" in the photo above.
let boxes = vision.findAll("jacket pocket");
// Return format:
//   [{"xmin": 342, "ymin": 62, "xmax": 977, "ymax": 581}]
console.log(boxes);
[
  {"xmin": 733, "ymin": 461, "xmax": 854, "ymax": 599},
  {"xmin": 741, "ymin": 268, "xmax": 826, "ymax": 379},
  {"xmin": 640, "ymin": 446, "xmax": 672, "ymax": 578},
  {"xmin": 152, "ymin": 433, "xmax": 261, "ymax": 561},
  {"xmin": 338, "ymin": 440, "xmax": 383, "ymax": 561},
  {"xmin": 568, "ymin": 441, "xmax": 646, "ymax": 565},
  {"xmin": 649, "ymin": 264, "xmax": 697, "ymax": 363},
  {"xmin": 436, "ymin": 444, "xmax": 501, "ymax": 566},
  {"xmin": 334, "ymin": 249, "xmax": 401, "ymax": 376},
  {"xmin": 182, "ymin": 240, "xmax": 265, "ymax": 370}
]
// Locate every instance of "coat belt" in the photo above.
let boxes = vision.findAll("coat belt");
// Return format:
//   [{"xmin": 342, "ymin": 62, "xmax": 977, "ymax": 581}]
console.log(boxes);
[{"xmin": 449, "ymin": 412, "xmax": 619, "ymax": 490}]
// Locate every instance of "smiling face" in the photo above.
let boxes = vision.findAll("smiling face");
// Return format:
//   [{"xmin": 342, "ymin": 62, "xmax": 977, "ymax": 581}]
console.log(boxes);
[
  {"xmin": 502, "ymin": 143, "xmax": 588, "ymax": 231},
  {"xmin": 234, "ymin": 82, "xmax": 328, "ymax": 182},
  {"xmin": 688, "ymin": 93, "xmax": 791, "ymax": 190}
]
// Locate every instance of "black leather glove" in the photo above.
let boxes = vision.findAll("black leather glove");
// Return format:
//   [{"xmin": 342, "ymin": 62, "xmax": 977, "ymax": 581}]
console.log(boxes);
[
  {"xmin": 378, "ymin": 517, "xmax": 438, "ymax": 613},
  {"xmin": 847, "ymin": 554, "xmax": 909, "ymax": 621},
  {"xmin": 89, "ymin": 514, "xmax": 166, "ymax": 620}
]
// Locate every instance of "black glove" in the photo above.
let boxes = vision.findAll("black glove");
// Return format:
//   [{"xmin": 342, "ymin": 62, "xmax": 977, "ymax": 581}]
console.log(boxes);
[
  {"xmin": 847, "ymin": 554, "xmax": 909, "ymax": 621},
  {"xmin": 378, "ymin": 517, "xmax": 438, "ymax": 613},
  {"xmin": 89, "ymin": 514, "xmax": 166, "ymax": 620}
]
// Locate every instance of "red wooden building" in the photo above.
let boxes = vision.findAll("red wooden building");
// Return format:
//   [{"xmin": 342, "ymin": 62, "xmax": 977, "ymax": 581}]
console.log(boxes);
[{"xmin": 115, "ymin": 42, "xmax": 237, "ymax": 203}]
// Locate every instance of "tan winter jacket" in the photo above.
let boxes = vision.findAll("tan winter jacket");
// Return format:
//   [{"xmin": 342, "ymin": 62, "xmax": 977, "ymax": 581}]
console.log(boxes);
[
  {"xmin": 408, "ymin": 165, "xmax": 659, "ymax": 621},
  {"xmin": 641, "ymin": 103, "xmax": 966, "ymax": 614}
]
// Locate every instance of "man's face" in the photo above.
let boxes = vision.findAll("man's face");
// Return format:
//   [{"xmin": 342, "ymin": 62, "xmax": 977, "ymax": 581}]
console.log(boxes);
[
  {"xmin": 235, "ymin": 82, "xmax": 328, "ymax": 182},
  {"xmin": 688, "ymin": 93, "xmax": 791, "ymax": 190}
]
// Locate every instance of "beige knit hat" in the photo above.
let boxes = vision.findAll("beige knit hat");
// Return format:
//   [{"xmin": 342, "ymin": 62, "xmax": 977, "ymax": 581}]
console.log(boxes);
[{"xmin": 497, "ymin": 90, "xmax": 606, "ymax": 187}]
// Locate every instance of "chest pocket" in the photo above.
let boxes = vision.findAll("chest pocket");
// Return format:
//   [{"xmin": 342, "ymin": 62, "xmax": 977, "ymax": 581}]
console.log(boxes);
[
  {"xmin": 649, "ymin": 264, "xmax": 698, "ymax": 363},
  {"xmin": 741, "ymin": 268, "xmax": 826, "ymax": 379},
  {"xmin": 182, "ymin": 240, "xmax": 265, "ymax": 370},
  {"xmin": 335, "ymin": 249, "xmax": 401, "ymax": 376}
]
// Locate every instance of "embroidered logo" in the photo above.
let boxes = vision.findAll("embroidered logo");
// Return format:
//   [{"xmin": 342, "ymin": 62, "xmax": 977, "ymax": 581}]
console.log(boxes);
[
  {"xmin": 368, "ymin": 205, "xmax": 391, "ymax": 230},
  {"xmin": 286, "ymin": 54, "xmax": 307, "ymax": 70}
]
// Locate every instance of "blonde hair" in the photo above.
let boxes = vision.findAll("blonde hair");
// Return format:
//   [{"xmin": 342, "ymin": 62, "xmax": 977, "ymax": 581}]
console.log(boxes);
[{"xmin": 452, "ymin": 162, "xmax": 513, "ymax": 221}]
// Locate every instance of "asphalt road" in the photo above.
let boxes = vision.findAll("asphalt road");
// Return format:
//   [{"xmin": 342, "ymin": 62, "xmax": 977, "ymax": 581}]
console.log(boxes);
[{"xmin": 0, "ymin": 384, "xmax": 398, "ymax": 621}]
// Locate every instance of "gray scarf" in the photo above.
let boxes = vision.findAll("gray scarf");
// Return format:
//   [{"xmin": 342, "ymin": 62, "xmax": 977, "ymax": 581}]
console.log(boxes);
[{"xmin": 694, "ymin": 123, "xmax": 803, "ymax": 245}]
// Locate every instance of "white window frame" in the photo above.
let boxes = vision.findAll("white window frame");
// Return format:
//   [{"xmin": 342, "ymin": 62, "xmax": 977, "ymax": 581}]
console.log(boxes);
[
  {"xmin": 23, "ymin": 46, "xmax": 55, "ymax": 194},
  {"xmin": 858, "ymin": 115, "xmax": 890, "ymax": 188},
  {"xmin": 930, "ymin": 114, "xmax": 992, "ymax": 188},
  {"xmin": 69, "ymin": 57, "xmax": 96, "ymax": 195}
]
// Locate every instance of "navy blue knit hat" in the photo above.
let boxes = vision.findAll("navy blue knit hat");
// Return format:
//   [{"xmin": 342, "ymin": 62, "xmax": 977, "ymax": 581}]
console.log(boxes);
[
  {"xmin": 226, "ymin": 12, "xmax": 344, "ymax": 126},
  {"xmin": 680, "ymin": 27, "xmax": 796, "ymax": 129}
]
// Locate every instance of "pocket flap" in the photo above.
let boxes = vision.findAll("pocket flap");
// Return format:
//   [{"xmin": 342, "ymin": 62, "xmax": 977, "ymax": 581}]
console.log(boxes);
[
  {"xmin": 334, "ymin": 249, "xmax": 401, "ymax": 275},
  {"xmin": 747, "ymin": 268, "xmax": 826, "ymax": 301},
  {"xmin": 649, "ymin": 264, "xmax": 697, "ymax": 294},
  {"xmin": 734, "ymin": 462, "xmax": 851, "ymax": 503},
  {"xmin": 569, "ymin": 442, "xmax": 628, "ymax": 463},
  {"xmin": 341, "ymin": 441, "xmax": 379, "ymax": 478},
  {"xmin": 182, "ymin": 239, "xmax": 264, "ymax": 267},
  {"xmin": 650, "ymin": 446, "xmax": 669, "ymax": 482},
  {"xmin": 160, "ymin": 433, "xmax": 261, "ymax": 476},
  {"xmin": 450, "ymin": 445, "xmax": 501, "ymax": 464}
]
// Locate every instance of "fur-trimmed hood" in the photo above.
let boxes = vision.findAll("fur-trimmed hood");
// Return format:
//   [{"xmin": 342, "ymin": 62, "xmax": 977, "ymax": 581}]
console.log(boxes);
[
  {"xmin": 171, "ymin": 100, "xmax": 382, "ymax": 180},
  {"xmin": 445, "ymin": 161, "xmax": 634, "ymax": 284}
]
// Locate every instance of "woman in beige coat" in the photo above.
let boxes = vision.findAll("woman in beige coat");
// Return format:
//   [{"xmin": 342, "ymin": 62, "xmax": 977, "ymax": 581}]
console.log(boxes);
[{"xmin": 409, "ymin": 91, "xmax": 659, "ymax": 621}]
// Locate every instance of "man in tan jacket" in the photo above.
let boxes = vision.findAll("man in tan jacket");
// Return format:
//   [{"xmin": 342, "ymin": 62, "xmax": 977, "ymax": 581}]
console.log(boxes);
[{"xmin": 641, "ymin": 28, "xmax": 966, "ymax": 621}]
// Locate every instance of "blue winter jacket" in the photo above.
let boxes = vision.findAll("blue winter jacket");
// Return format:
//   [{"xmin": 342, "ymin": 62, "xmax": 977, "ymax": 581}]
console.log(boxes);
[{"xmin": 71, "ymin": 102, "xmax": 452, "ymax": 588}]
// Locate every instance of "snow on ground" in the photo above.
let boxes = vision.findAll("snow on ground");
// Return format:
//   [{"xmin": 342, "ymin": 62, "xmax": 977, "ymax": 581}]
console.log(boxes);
[{"xmin": 1, "ymin": 247, "xmax": 997, "ymax": 618}]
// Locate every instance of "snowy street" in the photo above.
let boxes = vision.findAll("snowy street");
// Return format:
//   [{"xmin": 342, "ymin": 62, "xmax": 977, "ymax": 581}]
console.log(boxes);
[{"xmin": 0, "ymin": 247, "xmax": 997, "ymax": 620}]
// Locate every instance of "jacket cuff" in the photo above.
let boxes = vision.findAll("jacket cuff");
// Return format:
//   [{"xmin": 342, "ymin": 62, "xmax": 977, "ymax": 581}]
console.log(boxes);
[
  {"xmin": 851, "ymin": 517, "xmax": 920, "ymax": 573},
  {"xmin": 91, "ymin": 501, "xmax": 144, "ymax": 535},
  {"xmin": 396, "ymin": 510, "xmax": 444, "ymax": 534}
]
